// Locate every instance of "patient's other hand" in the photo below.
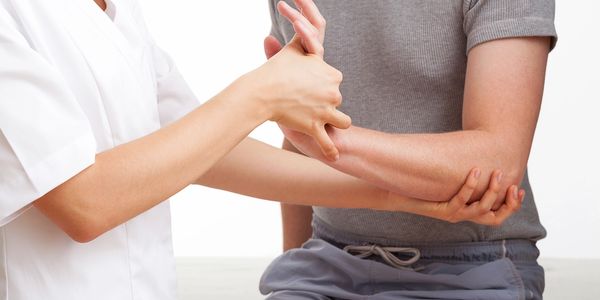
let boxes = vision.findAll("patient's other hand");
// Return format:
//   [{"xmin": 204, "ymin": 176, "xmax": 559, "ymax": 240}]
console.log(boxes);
[{"xmin": 389, "ymin": 169, "xmax": 526, "ymax": 226}]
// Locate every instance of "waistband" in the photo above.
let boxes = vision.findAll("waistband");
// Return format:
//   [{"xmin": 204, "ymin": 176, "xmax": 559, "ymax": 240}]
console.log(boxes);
[{"xmin": 312, "ymin": 215, "xmax": 540, "ymax": 262}]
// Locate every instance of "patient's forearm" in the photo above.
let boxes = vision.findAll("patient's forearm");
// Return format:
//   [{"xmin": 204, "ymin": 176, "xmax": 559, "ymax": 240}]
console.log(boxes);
[
  {"xmin": 196, "ymin": 137, "xmax": 394, "ymax": 210},
  {"xmin": 328, "ymin": 126, "xmax": 528, "ymax": 202}
]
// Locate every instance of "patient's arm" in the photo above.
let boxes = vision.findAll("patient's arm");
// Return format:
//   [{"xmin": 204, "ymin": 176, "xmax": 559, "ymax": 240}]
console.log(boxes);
[
  {"xmin": 283, "ymin": 37, "xmax": 551, "ymax": 208},
  {"xmin": 195, "ymin": 137, "xmax": 523, "ymax": 222}
]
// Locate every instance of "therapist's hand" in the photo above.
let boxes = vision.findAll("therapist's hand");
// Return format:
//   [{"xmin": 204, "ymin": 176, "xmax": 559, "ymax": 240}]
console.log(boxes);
[
  {"xmin": 259, "ymin": 0, "xmax": 347, "ymax": 160},
  {"xmin": 279, "ymin": 125, "xmax": 343, "ymax": 162}
]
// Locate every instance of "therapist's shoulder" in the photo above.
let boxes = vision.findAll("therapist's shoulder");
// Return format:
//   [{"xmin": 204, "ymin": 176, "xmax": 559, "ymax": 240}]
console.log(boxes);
[
  {"xmin": 0, "ymin": 1, "xmax": 33, "ymax": 44},
  {"xmin": 0, "ymin": 1, "xmax": 19, "ymax": 26}
]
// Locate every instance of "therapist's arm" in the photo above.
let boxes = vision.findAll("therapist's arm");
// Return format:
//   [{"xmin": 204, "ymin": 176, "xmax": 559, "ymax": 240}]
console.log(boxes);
[
  {"xmin": 33, "ymin": 31, "xmax": 347, "ymax": 243},
  {"xmin": 284, "ymin": 37, "xmax": 551, "ymax": 208}
]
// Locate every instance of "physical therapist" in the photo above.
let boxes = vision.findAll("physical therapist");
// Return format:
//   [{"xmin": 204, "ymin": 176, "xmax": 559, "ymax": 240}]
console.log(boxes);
[{"xmin": 0, "ymin": 0, "xmax": 522, "ymax": 299}]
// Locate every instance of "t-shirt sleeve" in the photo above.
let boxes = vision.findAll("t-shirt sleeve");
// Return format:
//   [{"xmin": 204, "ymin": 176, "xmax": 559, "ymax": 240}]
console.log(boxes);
[
  {"xmin": 0, "ymin": 14, "xmax": 97, "ymax": 225},
  {"xmin": 268, "ymin": 0, "xmax": 287, "ymax": 45},
  {"xmin": 151, "ymin": 45, "xmax": 200, "ymax": 127},
  {"xmin": 463, "ymin": 0, "xmax": 558, "ymax": 54}
]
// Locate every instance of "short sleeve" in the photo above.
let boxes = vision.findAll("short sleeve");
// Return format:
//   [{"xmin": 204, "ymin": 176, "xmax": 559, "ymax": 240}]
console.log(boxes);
[
  {"xmin": 463, "ymin": 0, "xmax": 558, "ymax": 53},
  {"xmin": 127, "ymin": 0, "xmax": 200, "ymax": 127},
  {"xmin": 268, "ymin": 0, "xmax": 287, "ymax": 45},
  {"xmin": 151, "ymin": 45, "xmax": 200, "ymax": 127},
  {"xmin": 0, "ymin": 10, "xmax": 96, "ymax": 225}
]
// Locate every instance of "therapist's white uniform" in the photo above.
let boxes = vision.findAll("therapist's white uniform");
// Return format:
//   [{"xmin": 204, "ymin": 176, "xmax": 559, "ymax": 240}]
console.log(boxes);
[{"xmin": 0, "ymin": 0, "xmax": 199, "ymax": 298}]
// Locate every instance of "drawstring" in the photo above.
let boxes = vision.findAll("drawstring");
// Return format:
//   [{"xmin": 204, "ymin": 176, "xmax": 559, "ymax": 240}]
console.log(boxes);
[{"xmin": 343, "ymin": 244, "xmax": 421, "ymax": 270}]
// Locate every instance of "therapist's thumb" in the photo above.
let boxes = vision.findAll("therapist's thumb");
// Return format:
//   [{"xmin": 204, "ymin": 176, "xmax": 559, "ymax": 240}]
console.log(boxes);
[{"xmin": 264, "ymin": 35, "xmax": 283, "ymax": 59}]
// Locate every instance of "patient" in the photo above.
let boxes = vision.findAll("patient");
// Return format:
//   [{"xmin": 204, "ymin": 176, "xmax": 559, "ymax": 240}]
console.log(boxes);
[{"xmin": 260, "ymin": 0, "xmax": 557, "ymax": 299}]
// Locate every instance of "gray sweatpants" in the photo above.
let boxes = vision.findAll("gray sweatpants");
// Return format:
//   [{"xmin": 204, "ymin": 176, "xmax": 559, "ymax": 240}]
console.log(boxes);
[{"xmin": 260, "ymin": 223, "xmax": 544, "ymax": 300}]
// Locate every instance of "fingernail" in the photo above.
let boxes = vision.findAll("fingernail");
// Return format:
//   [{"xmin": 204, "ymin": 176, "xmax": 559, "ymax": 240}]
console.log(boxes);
[
  {"xmin": 513, "ymin": 186, "xmax": 518, "ymax": 199},
  {"xmin": 520, "ymin": 190, "xmax": 526, "ymax": 202},
  {"xmin": 497, "ymin": 172, "xmax": 503, "ymax": 183},
  {"xmin": 474, "ymin": 169, "xmax": 481, "ymax": 179}
]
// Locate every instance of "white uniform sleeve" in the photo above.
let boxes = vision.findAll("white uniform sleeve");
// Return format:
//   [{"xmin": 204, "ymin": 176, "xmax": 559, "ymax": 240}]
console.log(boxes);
[
  {"xmin": 127, "ymin": 0, "xmax": 200, "ymax": 127},
  {"xmin": 0, "ymin": 12, "xmax": 97, "ymax": 225},
  {"xmin": 152, "ymin": 46, "xmax": 200, "ymax": 127}
]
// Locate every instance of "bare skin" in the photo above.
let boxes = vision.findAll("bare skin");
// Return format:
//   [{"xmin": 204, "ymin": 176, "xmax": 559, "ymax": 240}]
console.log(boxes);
[
  {"xmin": 94, "ymin": 0, "xmax": 106, "ymax": 11},
  {"xmin": 272, "ymin": 0, "xmax": 544, "ymax": 249}
]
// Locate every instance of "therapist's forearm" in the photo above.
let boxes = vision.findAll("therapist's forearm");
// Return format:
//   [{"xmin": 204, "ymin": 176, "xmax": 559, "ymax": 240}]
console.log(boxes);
[
  {"xmin": 35, "ymin": 81, "xmax": 269, "ymax": 243},
  {"xmin": 33, "ymin": 33, "xmax": 348, "ymax": 243},
  {"xmin": 196, "ymin": 137, "xmax": 390, "ymax": 210}
]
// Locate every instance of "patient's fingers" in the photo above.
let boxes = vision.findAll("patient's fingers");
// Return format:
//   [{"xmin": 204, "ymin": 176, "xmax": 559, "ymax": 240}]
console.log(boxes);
[
  {"xmin": 472, "ymin": 186, "xmax": 523, "ymax": 226},
  {"xmin": 447, "ymin": 168, "xmax": 480, "ymax": 212},
  {"xmin": 457, "ymin": 170, "xmax": 502, "ymax": 219},
  {"xmin": 278, "ymin": 1, "xmax": 323, "ymax": 56},
  {"xmin": 488, "ymin": 187, "xmax": 524, "ymax": 226},
  {"xmin": 264, "ymin": 35, "xmax": 283, "ymax": 59},
  {"xmin": 291, "ymin": 20, "xmax": 324, "ymax": 57},
  {"xmin": 293, "ymin": 0, "xmax": 326, "ymax": 41},
  {"xmin": 443, "ymin": 168, "xmax": 480, "ymax": 223},
  {"xmin": 477, "ymin": 170, "xmax": 503, "ymax": 212},
  {"xmin": 278, "ymin": 2, "xmax": 319, "ymax": 38}
]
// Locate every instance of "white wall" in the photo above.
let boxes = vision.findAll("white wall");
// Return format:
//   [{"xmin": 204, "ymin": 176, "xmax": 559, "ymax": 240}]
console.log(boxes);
[{"xmin": 141, "ymin": 0, "xmax": 600, "ymax": 259}]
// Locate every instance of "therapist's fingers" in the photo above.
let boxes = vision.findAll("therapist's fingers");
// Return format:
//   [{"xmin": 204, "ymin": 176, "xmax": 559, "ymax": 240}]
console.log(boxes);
[
  {"xmin": 312, "ymin": 125, "xmax": 339, "ymax": 161},
  {"xmin": 264, "ymin": 35, "xmax": 283, "ymax": 59},
  {"xmin": 293, "ymin": 0, "xmax": 326, "ymax": 41},
  {"xmin": 326, "ymin": 109, "xmax": 352, "ymax": 130}
]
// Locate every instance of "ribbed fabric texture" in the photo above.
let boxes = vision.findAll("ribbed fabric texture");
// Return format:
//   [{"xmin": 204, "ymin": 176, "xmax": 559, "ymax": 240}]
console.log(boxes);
[{"xmin": 270, "ymin": 0, "xmax": 557, "ymax": 244}]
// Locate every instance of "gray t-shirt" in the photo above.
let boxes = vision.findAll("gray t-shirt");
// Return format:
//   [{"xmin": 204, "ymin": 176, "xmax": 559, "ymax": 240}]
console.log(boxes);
[{"xmin": 269, "ymin": 0, "xmax": 557, "ymax": 244}]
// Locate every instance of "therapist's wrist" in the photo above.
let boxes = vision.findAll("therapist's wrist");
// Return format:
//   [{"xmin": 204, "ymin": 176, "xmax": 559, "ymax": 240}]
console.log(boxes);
[{"xmin": 224, "ymin": 72, "xmax": 273, "ymax": 124}]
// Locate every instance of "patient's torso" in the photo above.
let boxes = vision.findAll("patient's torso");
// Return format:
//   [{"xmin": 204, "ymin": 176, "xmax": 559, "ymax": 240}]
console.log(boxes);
[{"xmin": 270, "ymin": 0, "xmax": 547, "ymax": 244}]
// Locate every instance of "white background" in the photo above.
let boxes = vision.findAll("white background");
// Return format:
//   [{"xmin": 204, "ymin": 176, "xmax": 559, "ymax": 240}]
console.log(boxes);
[{"xmin": 141, "ymin": 1, "xmax": 600, "ymax": 259}]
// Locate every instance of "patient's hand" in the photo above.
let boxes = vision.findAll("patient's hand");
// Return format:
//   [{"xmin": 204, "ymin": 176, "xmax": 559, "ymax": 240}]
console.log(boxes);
[{"xmin": 388, "ymin": 169, "xmax": 525, "ymax": 226}]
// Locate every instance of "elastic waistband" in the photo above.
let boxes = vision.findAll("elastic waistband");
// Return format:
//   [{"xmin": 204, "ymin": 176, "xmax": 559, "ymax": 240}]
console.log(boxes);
[{"xmin": 312, "ymin": 215, "xmax": 540, "ymax": 262}]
